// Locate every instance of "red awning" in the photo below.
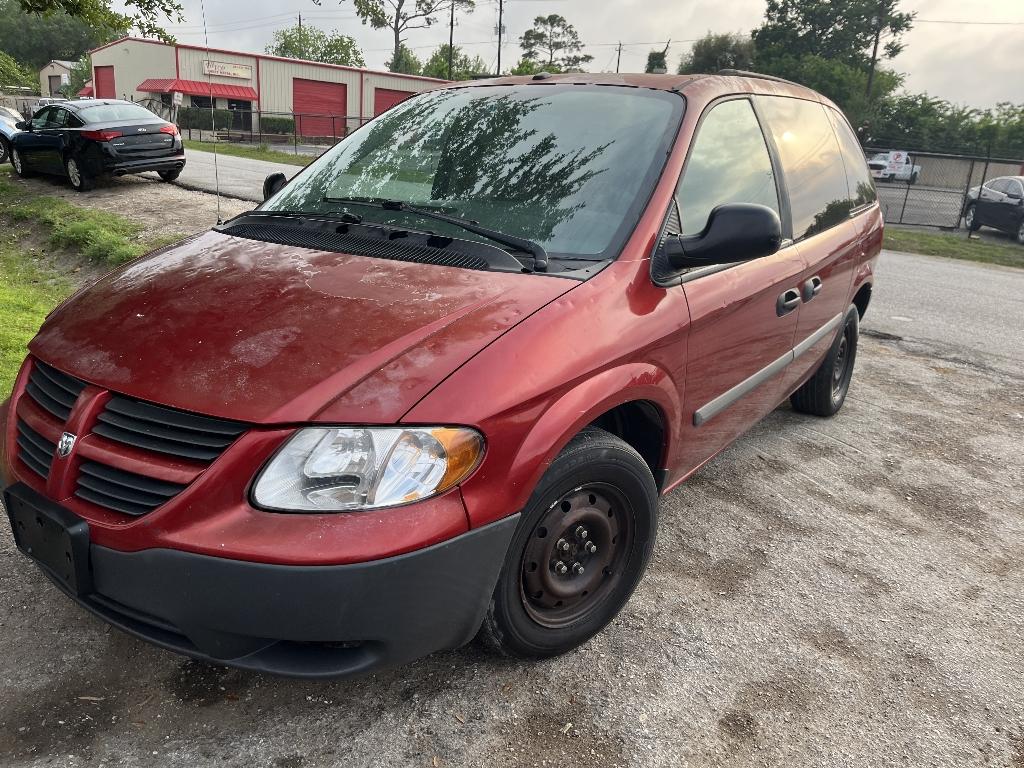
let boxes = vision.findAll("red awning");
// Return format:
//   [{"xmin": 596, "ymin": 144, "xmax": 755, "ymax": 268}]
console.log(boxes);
[
  {"xmin": 78, "ymin": 85, "xmax": 93, "ymax": 97},
  {"xmin": 136, "ymin": 78, "xmax": 258, "ymax": 101}
]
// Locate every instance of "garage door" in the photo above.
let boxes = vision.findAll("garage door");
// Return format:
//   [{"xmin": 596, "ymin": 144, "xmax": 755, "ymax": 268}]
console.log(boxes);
[
  {"xmin": 293, "ymin": 79, "xmax": 347, "ymax": 138},
  {"xmin": 374, "ymin": 88, "xmax": 414, "ymax": 116},
  {"xmin": 94, "ymin": 66, "xmax": 116, "ymax": 99}
]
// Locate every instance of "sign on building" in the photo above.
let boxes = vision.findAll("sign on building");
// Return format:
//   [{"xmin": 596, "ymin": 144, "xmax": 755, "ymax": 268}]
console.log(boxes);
[
  {"xmin": 172, "ymin": 91, "xmax": 183, "ymax": 106},
  {"xmin": 202, "ymin": 60, "xmax": 253, "ymax": 80}
]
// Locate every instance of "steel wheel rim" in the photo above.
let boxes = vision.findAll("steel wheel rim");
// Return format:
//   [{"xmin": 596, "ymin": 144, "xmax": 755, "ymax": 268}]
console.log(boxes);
[
  {"xmin": 832, "ymin": 329, "xmax": 851, "ymax": 400},
  {"xmin": 520, "ymin": 483, "xmax": 634, "ymax": 629},
  {"xmin": 66, "ymin": 158, "xmax": 81, "ymax": 187},
  {"xmin": 11, "ymin": 149, "xmax": 21, "ymax": 173}
]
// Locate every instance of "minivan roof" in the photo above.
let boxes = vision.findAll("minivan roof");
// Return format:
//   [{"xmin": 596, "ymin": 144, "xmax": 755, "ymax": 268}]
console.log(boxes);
[{"xmin": 442, "ymin": 72, "xmax": 835, "ymax": 109}]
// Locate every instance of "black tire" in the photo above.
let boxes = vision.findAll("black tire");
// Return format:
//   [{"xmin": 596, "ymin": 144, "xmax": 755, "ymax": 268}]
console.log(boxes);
[
  {"xmin": 10, "ymin": 146, "xmax": 32, "ymax": 177},
  {"xmin": 0, "ymin": 136, "xmax": 9, "ymax": 165},
  {"xmin": 790, "ymin": 305, "xmax": 859, "ymax": 417},
  {"xmin": 65, "ymin": 156, "xmax": 94, "ymax": 192},
  {"xmin": 1016, "ymin": 219, "xmax": 1024, "ymax": 246},
  {"xmin": 158, "ymin": 168, "xmax": 181, "ymax": 182},
  {"xmin": 964, "ymin": 203, "xmax": 981, "ymax": 232},
  {"xmin": 909, "ymin": 171, "xmax": 918, "ymax": 185},
  {"xmin": 478, "ymin": 426, "xmax": 658, "ymax": 658}
]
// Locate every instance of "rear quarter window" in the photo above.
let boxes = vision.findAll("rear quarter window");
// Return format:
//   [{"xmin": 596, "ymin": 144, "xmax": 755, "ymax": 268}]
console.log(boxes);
[{"xmin": 757, "ymin": 96, "xmax": 852, "ymax": 240}]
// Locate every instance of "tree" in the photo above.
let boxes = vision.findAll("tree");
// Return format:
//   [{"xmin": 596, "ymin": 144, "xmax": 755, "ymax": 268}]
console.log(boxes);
[
  {"xmin": 335, "ymin": 0, "xmax": 474, "ymax": 73},
  {"xmin": 753, "ymin": 0, "xmax": 913, "ymax": 69},
  {"xmin": 508, "ymin": 58, "xmax": 542, "ymax": 76},
  {"xmin": 14, "ymin": 0, "xmax": 182, "ymax": 42},
  {"xmin": 422, "ymin": 44, "xmax": 487, "ymax": 80},
  {"xmin": 520, "ymin": 14, "xmax": 592, "ymax": 72},
  {"xmin": 0, "ymin": 50, "xmax": 36, "ymax": 90},
  {"xmin": 66, "ymin": 54, "xmax": 92, "ymax": 96},
  {"xmin": 267, "ymin": 24, "xmax": 365, "ymax": 66},
  {"xmin": 678, "ymin": 33, "xmax": 755, "ymax": 74},
  {"xmin": 0, "ymin": 0, "xmax": 125, "ymax": 70},
  {"xmin": 645, "ymin": 41, "xmax": 670, "ymax": 74},
  {"xmin": 387, "ymin": 43, "xmax": 422, "ymax": 75}
]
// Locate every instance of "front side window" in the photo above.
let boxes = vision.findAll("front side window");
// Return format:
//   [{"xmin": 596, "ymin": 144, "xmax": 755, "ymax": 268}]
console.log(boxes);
[
  {"xmin": 676, "ymin": 98, "xmax": 780, "ymax": 236},
  {"xmin": 30, "ymin": 107, "xmax": 53, "ymax": 129},
  {"xmin": 758, "ymin": 96, "xmax": 851, "ymax": 239},
  {"xmin": 264, "ymin": 85, "xmax": 684, "ymax": 260},
  {"xmin": 828, "ymin": 107, "xmax": 877, "ymax": 208},
  {"xmin": 987, "ymin": 178, "xmax": 1009, "ymax": 194}
]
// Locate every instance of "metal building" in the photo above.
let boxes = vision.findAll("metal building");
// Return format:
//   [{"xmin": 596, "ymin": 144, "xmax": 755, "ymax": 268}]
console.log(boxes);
[
  {"xmin": 38, "ymin": 60, "xmax": 75, "ymax": 97},
  {"xmin": 86, "ymin": 37, "xmax": 446, "ymax": 135}
]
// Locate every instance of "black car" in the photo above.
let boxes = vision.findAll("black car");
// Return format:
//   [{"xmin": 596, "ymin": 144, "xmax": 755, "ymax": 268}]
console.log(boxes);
[
  {"xmin": 10, "ymin": 99, "xmax": 185, "ymax": 192},
  {"xmin": 964, "ymin": 175, "xmax": 1024, "ymax": 245}
]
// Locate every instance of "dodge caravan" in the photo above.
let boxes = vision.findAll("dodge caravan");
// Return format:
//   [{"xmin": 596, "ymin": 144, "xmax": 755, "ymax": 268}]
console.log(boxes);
[{"xmin": 1, "ymin": 72, "xmax": 881, "ymax": 678}]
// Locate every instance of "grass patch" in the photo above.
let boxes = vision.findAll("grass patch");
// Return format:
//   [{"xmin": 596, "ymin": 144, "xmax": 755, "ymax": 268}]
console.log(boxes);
[
  {"xmin": 183, "ymin": 139, "xmax": 314, "ymax": 167},
  {"xmin": 0, "ymin": 167, "xmax": 182, "ymax": 392},
  {"xmin": 884, "ymin": 227, "xmax": 1023, "ymax": 269}
]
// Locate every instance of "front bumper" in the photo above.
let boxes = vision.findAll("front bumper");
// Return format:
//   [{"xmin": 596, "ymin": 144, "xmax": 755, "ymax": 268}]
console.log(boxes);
[{"xmin": 5, "ymin": 482, "xmax": 518, "ymax": 679}]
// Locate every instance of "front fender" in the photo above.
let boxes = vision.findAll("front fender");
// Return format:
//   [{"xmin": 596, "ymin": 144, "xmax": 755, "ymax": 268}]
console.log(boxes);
[{"xmin": 455, "ymin": 362, "xmax": 681, "ymax": 529}]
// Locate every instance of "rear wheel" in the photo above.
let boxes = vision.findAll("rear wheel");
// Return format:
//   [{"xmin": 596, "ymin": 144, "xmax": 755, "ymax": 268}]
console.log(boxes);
[
  {"xmin": 478, "ymin": 427, "xmax": 658, "ymax": 657},
  {"xmin": 0, "ymin": 136, "xmax": 9, "ymax": 164},
  {"xmin": 65, "ymin": 156, "xmax": 94, "ymax": 192},
  {"xmin": 964, "ymin": 203, "xmax": 980, "ymax": 232},
  {"xmin": 1017, "ymin": 220, "xmax": 1024, "ymax": 246},
  {"xmin": 11, "ymin": 147, "xmax": 31, "ymax": 177},
  {"xmin": 158, "ymin": 168, "xmax": 181, "ymax": 182},
  {"xmin": 790, "ymin": 305, "xmax": 859, "ymax": 417},
  {"xmin": 909, "ymin": 171, "xmax": 919, "ymax": 185}
]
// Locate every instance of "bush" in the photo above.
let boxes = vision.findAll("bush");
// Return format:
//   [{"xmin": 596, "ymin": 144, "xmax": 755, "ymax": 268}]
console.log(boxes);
[
  {"xmin": 260, "ymin": 116, "xmax": 295, "ymax": 134},
  {"xmin": 177, "ymin": 107, "xmax": 235, "ymax": 131}
]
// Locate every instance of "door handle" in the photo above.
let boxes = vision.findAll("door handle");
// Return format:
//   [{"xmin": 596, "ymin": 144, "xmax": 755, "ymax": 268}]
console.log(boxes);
[
  {"xmin": 776, "ymin": 288, "xmax": 801, "ymax": 316},
  {"xmin": 802, "ymin": 276, "xmax": 823, "ymax": 302}
]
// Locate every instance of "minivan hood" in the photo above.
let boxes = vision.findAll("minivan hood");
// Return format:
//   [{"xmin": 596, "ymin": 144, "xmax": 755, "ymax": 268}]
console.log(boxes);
[{"xmin": 30, "ymin": 231, "xmax": 575, "ymax": 423}]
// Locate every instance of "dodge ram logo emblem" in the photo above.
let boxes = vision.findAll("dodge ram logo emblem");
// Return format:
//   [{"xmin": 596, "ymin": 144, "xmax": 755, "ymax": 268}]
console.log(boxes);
[{"xmin": 57, "ymin": 432, "xmax": 76, "ymax": 458}]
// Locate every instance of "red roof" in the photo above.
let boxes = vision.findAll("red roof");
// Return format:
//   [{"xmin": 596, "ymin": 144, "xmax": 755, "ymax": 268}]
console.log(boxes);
[
  {"xmin": 78, "ymin": 85, "xmax": 93, "ymax": 97},
  {"xmin": 136, "ymin": 78, "xmax": 258, "ymax": 101}
]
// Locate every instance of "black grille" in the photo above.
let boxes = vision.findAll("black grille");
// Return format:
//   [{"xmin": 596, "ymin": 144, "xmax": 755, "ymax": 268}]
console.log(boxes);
[
  {"xmin": 74, "ymin": 461, "xmax": 187, "ymax": 516},
  {"xmin": 93, "ymin": 396, "xmax": 246, "ymax": 462},
  {"xmin": 15, "ymin": 419, "xmax": 56, "ymax": 480},
  {"xmin": 26, "ymin": 360, "xmax": 87, "ymax": 423},
  {"xmin": 222, "ymin": 222, "xmax": 492, "ymax": 271}
]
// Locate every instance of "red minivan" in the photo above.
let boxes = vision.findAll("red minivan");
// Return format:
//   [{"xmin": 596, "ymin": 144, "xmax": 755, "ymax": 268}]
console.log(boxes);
[{"xmin": 1, "ymin": 72, "xmax": 881, "ymax": 678}]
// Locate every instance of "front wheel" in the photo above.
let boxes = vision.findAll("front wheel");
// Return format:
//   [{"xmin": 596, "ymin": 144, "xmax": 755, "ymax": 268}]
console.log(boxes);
[
  {"xmin": 11, "ymin": 147, "xmax": 31, "ymax": 177},
  {"xmin": 0, "ymin": 136, "xmax": 9, "ymax": 164},
  {"xmin": 790, "ymin": 305, "xmax": 859, "ymax": 417},
  {"xmin": 964, "ymin": 203, "xmax": 980, "ymax": 232},
  {"xmin": 478, "ymin": 427, "xmax": 658, "ymax": 658},
  {"xmin": 65, "ymin": 156, "xmax": 94, "ymax": 192},
  {"xmin": 1017, "ymin": 219, "xmax": 1024, "ymax": 246}
]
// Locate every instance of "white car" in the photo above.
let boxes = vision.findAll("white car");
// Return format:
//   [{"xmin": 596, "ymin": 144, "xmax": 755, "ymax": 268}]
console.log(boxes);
[
  {"xmin": 30, "ymin": 97, "xmax": 68, "ymax": 116},
  {"xmin": 868, "ymin": 151, "xmax": 921, "ymax": 184},
  {"xmin": 0, "ymin": 106, "xmax": 24, "ymax": 165}
]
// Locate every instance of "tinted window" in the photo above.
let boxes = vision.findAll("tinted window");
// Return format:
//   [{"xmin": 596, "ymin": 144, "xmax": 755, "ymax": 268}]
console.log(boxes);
[
  {"xmin": 758, "ymin": 96, "xmax": 851, "ymax": 239},
  {"xmin": 988, "ymin": 179, "xmax": 1009, "ymax": 193},
  {"xmin": 676, "ymin": 98, "xmax": 780, "ymax": 235},
  {"xmin": 1008, "ymin": 179, "xmax": 1024, "ymax": 197},
  {"xmin": 78, "ymin": 104, "xmax": 159, "ymax": 123},
  {"xmin": 265, "ymin": 86, "xmax": 684, "ymax": 259},
  {"xmin": 30, "ymin": 107, "xmax": 53, "ymax": 128},
  {"xmin": 828, "ymin": 108, "xmax": 877, "ymax": 208},
  {"xmin": 52, "ymin": 109, "xmax": 69, "ymax": 128}
]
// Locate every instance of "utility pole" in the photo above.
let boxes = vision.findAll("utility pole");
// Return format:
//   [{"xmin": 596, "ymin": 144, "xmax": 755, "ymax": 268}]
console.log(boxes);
[
  {"xmin": 298, "ymin": 11, "xmax": 302, "ymax": 30},
  {"xmin": 496, "ymin": 0, "xmax": 504, "ymax": 74},
  {"xmin": 616, "ymin": 42, "xmax": 622, "ymax": 73},
  {"xmin": 448, "ymin": 0, "xmax": 455, "ymax": 80},
  {"xmin": 865, "ymin": 0, "xmax": 884, "ymax": 98}
]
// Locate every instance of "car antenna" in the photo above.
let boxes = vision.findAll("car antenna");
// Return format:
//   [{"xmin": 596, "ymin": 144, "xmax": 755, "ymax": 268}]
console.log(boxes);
[{"xmin": 199, "ymin": 0, "xmax": 222, "ymax": 224}]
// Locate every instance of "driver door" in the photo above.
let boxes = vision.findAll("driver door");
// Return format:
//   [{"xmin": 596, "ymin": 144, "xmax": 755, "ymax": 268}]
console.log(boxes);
[{"xmin": 18, "ymin": 106, "xmax": 55, "ymax": 170}]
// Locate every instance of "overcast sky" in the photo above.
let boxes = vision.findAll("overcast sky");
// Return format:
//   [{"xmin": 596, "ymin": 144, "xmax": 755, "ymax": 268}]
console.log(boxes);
[{"xmin": 136, "ymin": 0, "xmax": 1022, "ymax": 108}]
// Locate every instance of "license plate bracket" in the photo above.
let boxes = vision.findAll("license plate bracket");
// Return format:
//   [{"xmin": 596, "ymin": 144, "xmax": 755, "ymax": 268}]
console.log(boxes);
[{"xmin": 5, "ymin": 484, "xmax": 93, "ymax": 596}]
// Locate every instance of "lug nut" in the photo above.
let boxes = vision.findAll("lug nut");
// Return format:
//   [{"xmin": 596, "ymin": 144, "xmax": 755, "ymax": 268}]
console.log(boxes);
[
  {"xmin": 585, "ymin": 541, "xmax": 597, "ymax": 554},
  {"xmin": 575, "ymin": 526, "xmax": 589, "ymax": 540},
  {"xmin": 572, "ymin": 562, "xmax": 585, "ymax": 575},
  {"xmin": 557, "ymin": 538, "xmax": 571, "ymax": 553},
  {"xmin": 555, "ymin": 562, "xmax": 568, "ymax": 575}
]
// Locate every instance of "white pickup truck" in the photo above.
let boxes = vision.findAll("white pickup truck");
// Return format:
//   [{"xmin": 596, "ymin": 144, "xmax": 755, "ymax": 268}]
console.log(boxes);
[{"xmin": 868, "ymin": 151, "xmax": 921, "ymax": 184}]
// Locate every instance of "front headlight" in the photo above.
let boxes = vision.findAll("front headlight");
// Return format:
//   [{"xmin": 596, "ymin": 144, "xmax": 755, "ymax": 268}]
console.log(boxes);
[{"xmin": 252, "ymin": 427, "xmax": 484, "ymax": 512}]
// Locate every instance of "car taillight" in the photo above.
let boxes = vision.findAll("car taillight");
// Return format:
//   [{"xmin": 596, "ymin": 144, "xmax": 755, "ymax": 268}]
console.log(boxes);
[
  {"xmin": 81, "ymin": 129, "xmax": 122, "ymax": 141},
  {"xmin": 160, "ymin": 124, "xmax": 179, "ymax": 136}
]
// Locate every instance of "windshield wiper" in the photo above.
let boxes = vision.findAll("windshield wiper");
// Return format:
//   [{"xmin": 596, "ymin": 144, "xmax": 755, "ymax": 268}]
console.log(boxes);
[
  {"xmin": 322, "ymin": 196, "xmax": 549, "ymax": 271},
  {"xmin": 245, "ymin": 209, "xmax": 363, "ymax": 224}
]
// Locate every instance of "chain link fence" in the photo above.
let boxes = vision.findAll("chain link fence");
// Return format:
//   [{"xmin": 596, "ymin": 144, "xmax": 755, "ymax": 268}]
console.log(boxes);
[{"xmin": 865, "ymin": 145, "xmax": 1024, "ymax": 229}]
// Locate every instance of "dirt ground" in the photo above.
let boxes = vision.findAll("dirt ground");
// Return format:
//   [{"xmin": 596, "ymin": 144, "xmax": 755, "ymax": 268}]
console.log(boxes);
[{"xmin": 0, "ymin": 182, "xmax": 1022, "ymax": 767}]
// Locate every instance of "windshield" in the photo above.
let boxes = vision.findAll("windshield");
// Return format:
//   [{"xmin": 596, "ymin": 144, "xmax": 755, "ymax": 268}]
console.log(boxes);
[
  {"xmin": 262, "ymin": 84, "xmax": 683, "ymax": 260},
  {"xmin": 78, "ymin": 104, "xmax": 160, "ymax": 123}
]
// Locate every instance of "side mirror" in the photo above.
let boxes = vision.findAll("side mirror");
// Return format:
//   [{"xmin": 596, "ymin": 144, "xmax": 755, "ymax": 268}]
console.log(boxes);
[
  {"xmin": 664, "ymin": 203, "xmax": 783, "ymax": 271},
  {"xmin": 14, "ymin": 120, "xmax": 29, "ymax": 131},
  {"xmin": 1008, "ymin": 190, "xmax": 1023, "ymax": 201},
  {"xmin": 263, "ymin": 172, "xmax": 287, "ymax": 201}
]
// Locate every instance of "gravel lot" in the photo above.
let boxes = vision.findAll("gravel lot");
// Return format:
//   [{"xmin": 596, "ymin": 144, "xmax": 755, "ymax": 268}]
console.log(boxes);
[{"xmin": 1, "ymin": 184, "xmax": 1022, "ymax": 767}]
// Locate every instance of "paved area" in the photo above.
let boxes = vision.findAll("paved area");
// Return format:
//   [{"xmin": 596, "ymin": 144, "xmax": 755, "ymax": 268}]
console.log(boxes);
[
  {"xmin": 0, "ymin": 225, "xmax": 1022, "ymax": 765},
  {"xmin": 170, "ymin": 148, "xmax": 301, "ymax": 202}
]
